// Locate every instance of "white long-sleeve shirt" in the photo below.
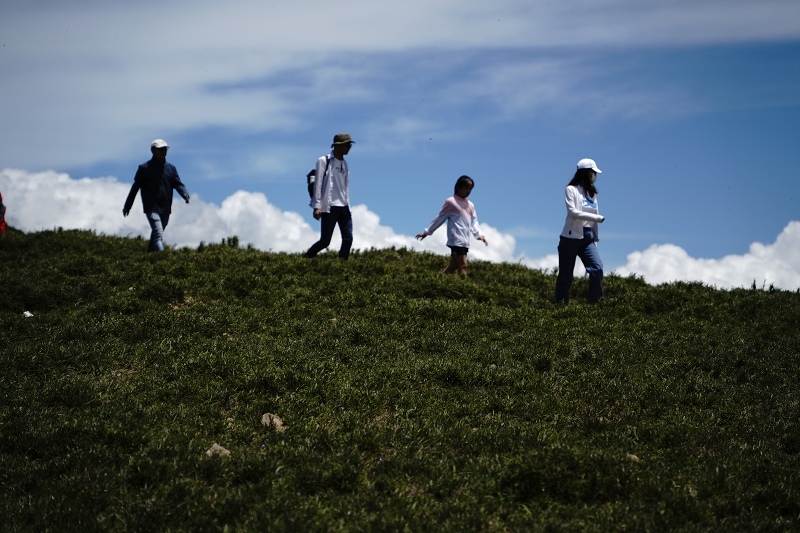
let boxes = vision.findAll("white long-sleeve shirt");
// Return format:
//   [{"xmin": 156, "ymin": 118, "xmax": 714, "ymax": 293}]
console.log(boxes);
[
  {"xmin": 311, "ymin": 154, "xmax": 349, "ymax": 212},
  {"xmin": 560, "ymin": 185, "xmax": 604, "ymax": 241},
  {"xmin": 422, "ymin": 195, "xmax": 483, "ymax": 248}
]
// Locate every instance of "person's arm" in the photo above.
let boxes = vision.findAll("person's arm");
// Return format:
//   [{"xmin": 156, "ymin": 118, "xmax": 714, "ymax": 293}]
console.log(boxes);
[
  {"xmin": 416, "ymin": 213, "xmax": 447, "ymax": 240},
  {"xmin": 174, "ymin": 181, "xmax": 190, "ymax": 203},
  {"xmin": 170, "ymin": 166, "xmax": 190, "ymax": 203},
  {"xmin": 312, "ymin": 156, "xmax": 329, "ymax": 218},
  {"xmin": 473, "ymin": 223, "xmax": 488, "ymax": 246},
  {"xmin": 122, "ymin": 169, "xmax": 143, "ymax": 216},
  {"xmin": 565, "ymin": 186, "xmax": 604, "ymax": 223},
  {"xmin": 416, "ymin": 200, "xmax": 451, "ymax": 239},
  {"xmin": 470, "ymin": 205, "xmax": 488, "ymax": 245}
]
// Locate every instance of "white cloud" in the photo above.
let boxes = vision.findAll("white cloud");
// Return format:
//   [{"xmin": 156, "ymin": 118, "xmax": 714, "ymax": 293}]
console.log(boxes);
[
  {"xmin": 616, "ymin": 222, "xmax": 800, "ymax": 290},
  {"xmin": 2, "ymin": 168, "xmax": 799, "ymax": 290},
  {"xmin": 520, "ymin": 253, "xmax": 560, "ymax": 273},
  {"xmin": 0, "ymin": 168, "xmax": 325, "ymax": 251},
  {"xmin": 0, "ymin": 168, "xmax": 518, "ymax": 261}
]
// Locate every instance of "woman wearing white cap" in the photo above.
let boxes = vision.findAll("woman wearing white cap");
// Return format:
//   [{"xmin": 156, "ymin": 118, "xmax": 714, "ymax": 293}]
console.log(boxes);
[{"xmin": 555, "ymin": 158, "xmax": 605, "ymax": 304}]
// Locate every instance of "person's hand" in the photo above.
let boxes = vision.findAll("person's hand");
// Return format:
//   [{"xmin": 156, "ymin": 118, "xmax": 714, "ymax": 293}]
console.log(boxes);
[
  {"xmin": 313, "ymin": 209, "xmax": 322, "ymax": 220},
  {"xmin": 122, "ymin": 208, "xmax": 129, "ymax": 217},
  {"xmin": 415, "ymin": 232, "xmax": 427, "ymax": 240},
  {"xmin": 600, "ymin": 216, "xmax": 605, "ymax": 223},
  {"xmin": 478, "ymin": 235, "xmax": 488, "ymax": 246},
  {"xmin": 185, "ymin": 195, "xmax": 190, "ymax": 204}
]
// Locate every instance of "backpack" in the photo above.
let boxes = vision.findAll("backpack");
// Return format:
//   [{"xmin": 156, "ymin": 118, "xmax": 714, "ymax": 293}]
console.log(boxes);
[{"xmin": 306, "ymin": 156, "xmax": 331, "ymax": 199}]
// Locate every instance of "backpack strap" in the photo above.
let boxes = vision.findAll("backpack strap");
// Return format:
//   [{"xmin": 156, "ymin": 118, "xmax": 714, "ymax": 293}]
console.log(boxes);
[{"xmin": 317, "ymin": 155, "xmax": 332, "ymax": 200}]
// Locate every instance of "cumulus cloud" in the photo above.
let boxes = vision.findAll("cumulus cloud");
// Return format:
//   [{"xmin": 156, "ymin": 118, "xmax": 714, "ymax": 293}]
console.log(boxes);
[
  {"xmin": 520, "ymin": 253, "xmax": 560, "ymax": 273},
  {"xmin": 0, "ymin": 168, "xmax": 517, "ymax": 261},
  {"xmin": 3, "ymin": 168, "xmax": 799, "ymax": 290},
  {"xmin": 616, "ymin": 222, "xmax": 800, "ymax": 290}
]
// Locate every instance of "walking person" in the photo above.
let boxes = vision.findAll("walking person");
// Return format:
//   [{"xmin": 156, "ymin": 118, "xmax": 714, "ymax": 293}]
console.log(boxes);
[
  {"xmin": 555, "ymin": 158, "xmax": 606, "ymax": 304},
  {"xmin": 122, "ymin": 139, "xmax": 190, "ymax": 252},
  {"xmin": 416, "ymin": 175, "xmax": 488, "ymax": 277},
  {"xmin": 0, "ymin": 190, "xmax": 7, "ymax": 237},
  {"xmin": 305, "ymin": 133, "xmax": 355, "ymax": 260}
]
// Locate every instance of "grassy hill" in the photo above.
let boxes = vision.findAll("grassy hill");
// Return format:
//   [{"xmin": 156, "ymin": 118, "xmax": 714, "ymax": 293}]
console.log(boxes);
[{"xmin": 1, "ymin": 228, "xmax": 799, "ymax": 531}]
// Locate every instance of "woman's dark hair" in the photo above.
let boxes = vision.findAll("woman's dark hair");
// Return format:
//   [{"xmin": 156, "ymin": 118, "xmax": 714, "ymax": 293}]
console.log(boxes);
[
  {"xmin": 454, "ymin": 175, "xmax": 474, "ymax": 195},
  {"xmin": 568, "ymin": 168, "xmax": 598, "ymax": 198}
]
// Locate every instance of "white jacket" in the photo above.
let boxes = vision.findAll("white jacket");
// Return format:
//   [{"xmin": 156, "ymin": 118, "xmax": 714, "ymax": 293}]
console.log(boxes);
[
  {"xmin": 311, "ymin": 154, "xmax": 349, "ymax": 212},
  {"xmin": 560, "ymin": 185, "xmax": 604, "ymax": 241},
  {"xmin": 423, "ymin": 195, "xmax": 483, "ymax": 248}
]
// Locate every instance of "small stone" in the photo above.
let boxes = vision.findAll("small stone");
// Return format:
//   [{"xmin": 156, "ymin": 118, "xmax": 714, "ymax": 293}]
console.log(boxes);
[
  {"xmin": 206, "ymin": 443, "xmax": 231, "ymax": 457},
  {"xmin": 261, "ymin": 413, "xmax": 286, "ymax": 432}
]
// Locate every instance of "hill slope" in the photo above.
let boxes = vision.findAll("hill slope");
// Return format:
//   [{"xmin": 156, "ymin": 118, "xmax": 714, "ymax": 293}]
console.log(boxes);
[{"xmin": 2, "ymin": 229, "xmax": 799, "ymax": 531}]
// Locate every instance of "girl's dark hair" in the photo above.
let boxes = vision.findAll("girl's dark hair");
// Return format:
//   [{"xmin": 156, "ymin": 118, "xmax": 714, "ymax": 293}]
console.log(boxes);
[
  {"xmin": 454, "ymin": 175, "xmax": 474, "ymax": 195},
  {"xmin": 568, "ymin": 168, "xmax": 598, "ymax": 198}
]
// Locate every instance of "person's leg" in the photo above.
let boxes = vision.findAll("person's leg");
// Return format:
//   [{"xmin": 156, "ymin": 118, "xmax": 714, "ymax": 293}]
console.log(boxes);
[
  {"xmin": 444, "ymin": 246, "xmax": 467, "ymax": 274},
  {"xmin": 306, "ymin": 211, "xmax": 336, "ymax": 257},
  {"xmin": 457, "ymin": 253, "xmax": 469, "ymax": 277},
  {"xmin": 337, "ymin": 207, "xmax": 353, "ymax": 260},
  {"xmin": 443, "ymin": 254, "xmax": 459, "ymax": 274},
  {"xmin": 578, "ymin": 241, "xmax": 604, "ymax": 304},
  {"xmin": 146, "ymin": 212, "xmax": 166, "ymax": 252},
  {"xmin": 555, "ymin": 237, "xmax": 579, "ymax": 303}
]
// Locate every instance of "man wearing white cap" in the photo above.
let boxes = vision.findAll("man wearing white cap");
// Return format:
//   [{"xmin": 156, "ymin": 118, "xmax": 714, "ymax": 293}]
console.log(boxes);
[
  {"xmin": 555, "ymin": 158, "xmax": 606, "ymax": 304},
  {"xmin": 123, "ymin": 139, "xmax": 190, "ymax": 252}
]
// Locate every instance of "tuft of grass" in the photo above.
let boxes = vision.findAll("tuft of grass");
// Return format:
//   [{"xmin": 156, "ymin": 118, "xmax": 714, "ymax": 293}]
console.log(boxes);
[{"xmin": 1, "ymin": 229, "xmax": 799, "ymax": 531}]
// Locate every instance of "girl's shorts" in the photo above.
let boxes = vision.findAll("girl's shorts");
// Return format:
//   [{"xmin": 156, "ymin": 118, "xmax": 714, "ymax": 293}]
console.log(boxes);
[{"xmin": 448, "ymin": 245, "xmax": 469, "ymax": 257}]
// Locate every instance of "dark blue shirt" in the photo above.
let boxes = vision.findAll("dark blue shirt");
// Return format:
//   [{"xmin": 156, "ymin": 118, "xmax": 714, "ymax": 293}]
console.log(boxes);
[{"xmin": 124, "ymin": 158, "xmax": 189, "ymax": 215}]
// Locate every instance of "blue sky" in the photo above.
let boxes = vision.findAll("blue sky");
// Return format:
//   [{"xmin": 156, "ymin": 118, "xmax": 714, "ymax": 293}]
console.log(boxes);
[{"xmin": 2, "ymin": 0, "xmax": 800, "ymax": 288}]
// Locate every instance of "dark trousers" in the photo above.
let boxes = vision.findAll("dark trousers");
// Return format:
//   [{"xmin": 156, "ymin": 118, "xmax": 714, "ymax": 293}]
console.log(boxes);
[{"xmin": 306, "ymin": 206, "xmax": 353, "ymax": 259}]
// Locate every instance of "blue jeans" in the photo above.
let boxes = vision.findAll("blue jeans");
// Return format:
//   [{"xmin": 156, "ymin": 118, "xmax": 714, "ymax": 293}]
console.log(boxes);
[
  {"xmin": 306, "ymin": 206, "xmax": 353, "ymax": 259},
  {"xmin": 146, "ymin": 212, "xmax": 170, "ymax": 252},
  {"xmin": 555, "ymin": 227, "xmax": 604, "ymax": 304}
]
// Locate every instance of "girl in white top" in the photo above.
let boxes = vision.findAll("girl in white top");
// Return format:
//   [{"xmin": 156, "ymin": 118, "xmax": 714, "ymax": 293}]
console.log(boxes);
[
  {"xmin": 555, "ymin": 159, "xmax": 606, "ymax": 304},
  {"xmin": 416, "ymin": 175, "xmax": 488, "ymax": 277}
]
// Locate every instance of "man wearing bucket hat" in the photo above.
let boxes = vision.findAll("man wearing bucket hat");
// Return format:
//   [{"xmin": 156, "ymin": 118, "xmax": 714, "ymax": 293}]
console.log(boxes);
[
  {"xmin": 123, "ymin": 139, "xmax": 190, "ymax": 252},
  {"xmin": 554, "ymin": 158, "xmax": 606, "ymax": 304},
  {"xmin": 305, "ymin": 132, "xmax": 355, "ymax": 260}
]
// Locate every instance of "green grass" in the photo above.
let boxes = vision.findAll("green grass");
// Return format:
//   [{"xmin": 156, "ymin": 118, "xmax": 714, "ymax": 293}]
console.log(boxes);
[{"xmin": 1, "ymin": 228, "xmax": 799, "ymax": 531}]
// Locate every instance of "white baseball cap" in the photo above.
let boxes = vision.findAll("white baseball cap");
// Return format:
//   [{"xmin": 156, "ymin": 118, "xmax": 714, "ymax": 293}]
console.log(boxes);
[
  {"xmin": 151, "ymin": 139, "xmax": 169, "ymax": 149},
  {"xmin": 577, "ymin": 158, "xmax": 601, "ymax": 173}
]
